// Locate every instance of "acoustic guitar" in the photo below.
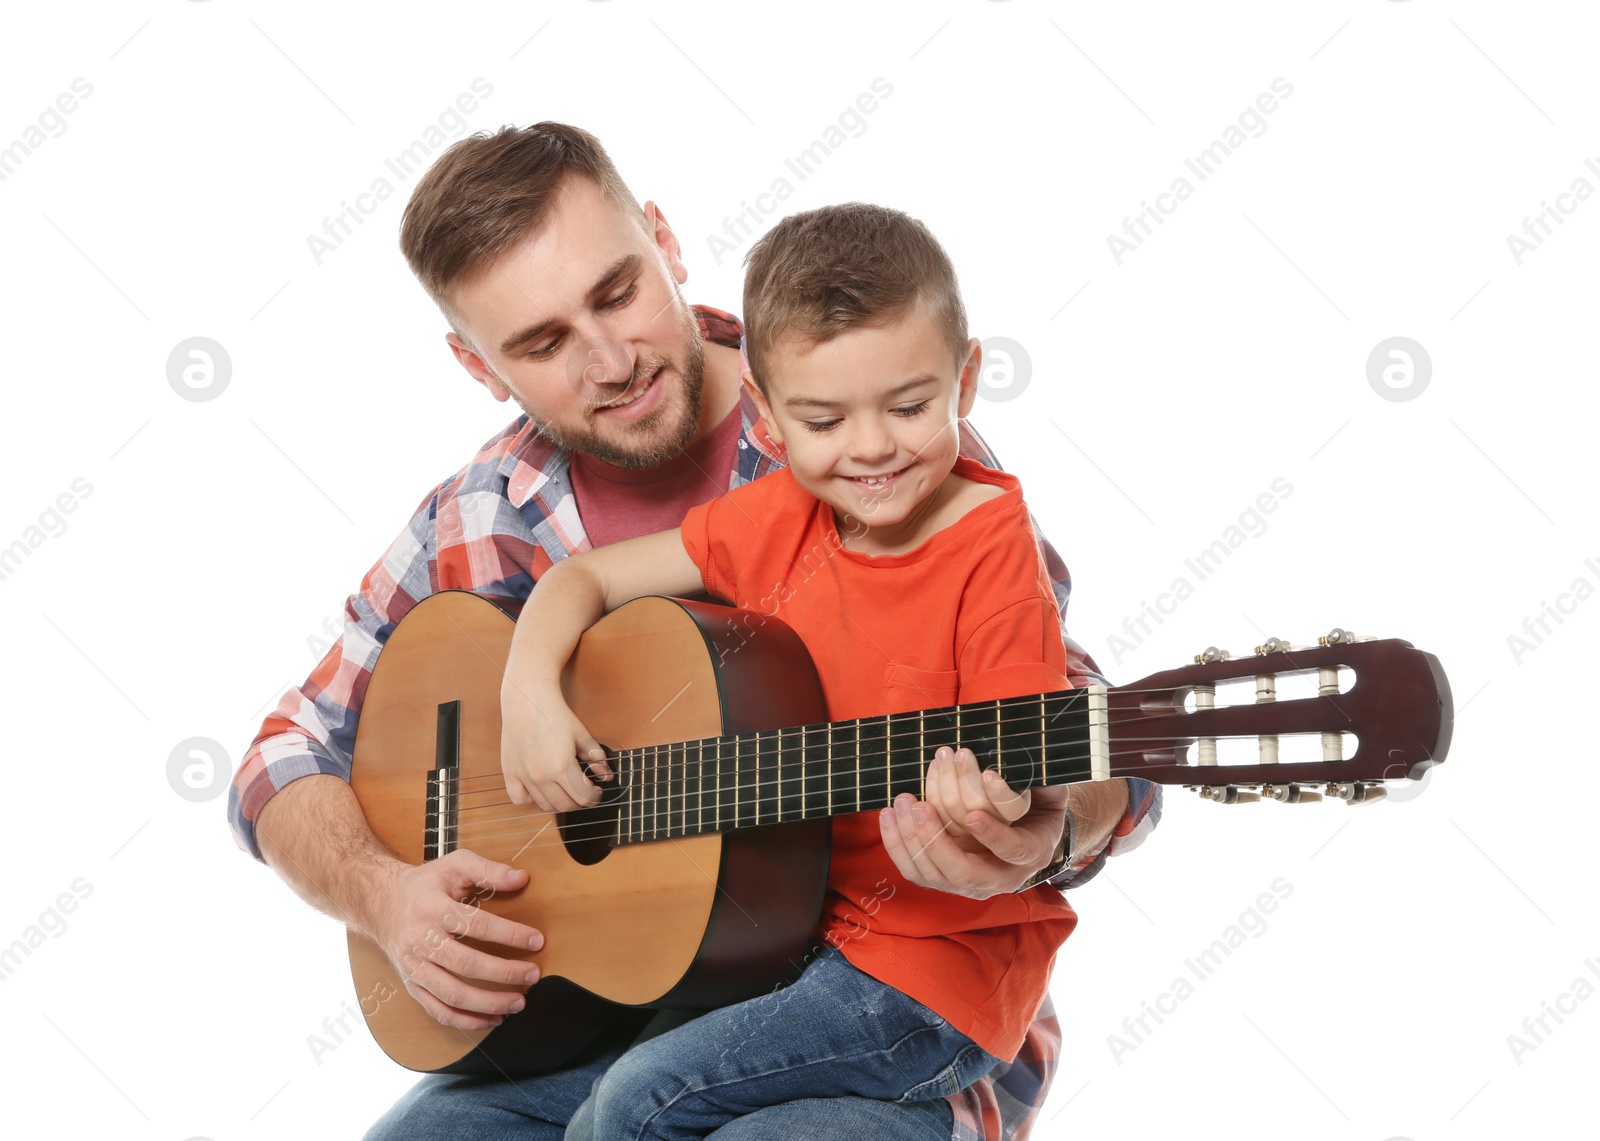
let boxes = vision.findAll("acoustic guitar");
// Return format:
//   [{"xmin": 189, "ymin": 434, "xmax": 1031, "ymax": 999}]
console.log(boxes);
[{"xmin": 347, "ymin": 590, "xmax": 1451, "ymax": 1074}]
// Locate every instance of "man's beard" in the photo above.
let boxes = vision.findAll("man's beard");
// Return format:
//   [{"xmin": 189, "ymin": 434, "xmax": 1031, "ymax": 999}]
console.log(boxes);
[{"xmin": 519, "ymin": 310, "xmax": 708, "ymax": 470}]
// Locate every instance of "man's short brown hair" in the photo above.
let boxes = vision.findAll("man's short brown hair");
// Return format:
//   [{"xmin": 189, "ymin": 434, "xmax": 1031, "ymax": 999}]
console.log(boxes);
[
  {"xmin": 399, "ymin": 121, "xmax": 642, "ymax": 330},
  {"xmin": 741, "ymin": 203, "xmax": 970, "ymax": 393}
]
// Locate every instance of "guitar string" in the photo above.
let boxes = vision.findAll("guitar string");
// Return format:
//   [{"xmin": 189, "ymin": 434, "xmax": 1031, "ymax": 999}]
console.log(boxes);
[
  {"xmin": 445, "ymin": 723, "xmax": 1353, "ymax": 795},
  {"xmin": 451, "ymin": 677, "xmax": 1364, "ymax": 789},
  {"xmin": 411, "ymin": 686, "xmax": 1384, "ymax": 853},
  {"xmin": 485, "ymin": 674, "xmax": 1363, "ymax": 748},
  {"xmin": 439, "ymin": 709, "xmax": 1367, "ymax": 821},
  {"xmin": 435, "ymin": 743, "xmax": 1384, "ymax": 856},
  {"xmin": 442, "ymin": 700, "xmax": 1363, "ymax": 791}
]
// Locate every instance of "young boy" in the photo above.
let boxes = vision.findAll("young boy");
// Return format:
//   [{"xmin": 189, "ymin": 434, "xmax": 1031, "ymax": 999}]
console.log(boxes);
[{"xmin": 500, "ymin": 203, "xmax": 1079, "ymax": 1139}]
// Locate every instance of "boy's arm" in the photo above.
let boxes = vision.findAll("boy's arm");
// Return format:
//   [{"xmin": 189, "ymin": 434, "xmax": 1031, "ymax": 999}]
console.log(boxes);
[{"xmin": 501, "ymin": 528, "xmax": 704, "ymax": 810}]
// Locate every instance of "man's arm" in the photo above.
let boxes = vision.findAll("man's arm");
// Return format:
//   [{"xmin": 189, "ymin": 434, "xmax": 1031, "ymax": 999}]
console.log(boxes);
[
  {"xmin": 229, "ymin": 478, "xmax": 550, "ymax": 1029},
  {"xmin": 255, "ymin": 775, "xmax": 541, "ymax": 1031}
]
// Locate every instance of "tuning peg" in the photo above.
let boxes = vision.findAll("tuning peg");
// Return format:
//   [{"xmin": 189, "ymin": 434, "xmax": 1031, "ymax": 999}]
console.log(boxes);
[
  {"xmin": 1254, "ymin": 637, "xmax": 1292, "ymax": 655},
  {"xmin": 1197, "ymin": 785, "xmax": 1261, "ymax": 804},
  {"xmin": 1193, "ymin": 645, "xmax": 1232, "ymax": 664},
  {"xmin": 1262, "ymin": 783, "xmax": 1323, "ymax": 804},
  {"xmin": 1326, "ymin": 781, "xmax": 1387, "ymax": 805},
  {"xmin": 1317, "ymin": 627, "xmax": 1374, "ymax": 646}
]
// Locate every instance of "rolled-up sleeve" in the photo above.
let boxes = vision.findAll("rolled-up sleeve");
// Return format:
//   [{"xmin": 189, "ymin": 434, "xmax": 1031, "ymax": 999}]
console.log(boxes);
[{"xmin": 227, "ymin": 495, "xmax": 440, "ymax": 861}]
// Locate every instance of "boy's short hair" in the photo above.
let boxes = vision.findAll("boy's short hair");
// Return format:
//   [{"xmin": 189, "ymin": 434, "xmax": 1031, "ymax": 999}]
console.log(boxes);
[
  {"xmin": 399, "ymin": 121, "xmax": 643, "ymax": 331},
  {"xmin": 741, "ymin": 203, "xmax": 970, "ymax": 393}
]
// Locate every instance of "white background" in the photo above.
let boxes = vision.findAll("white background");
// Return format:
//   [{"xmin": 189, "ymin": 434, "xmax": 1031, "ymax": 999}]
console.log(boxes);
[{"xmin": 1, "ymin": 2, "xmax": 1595, "ymax": 1138}]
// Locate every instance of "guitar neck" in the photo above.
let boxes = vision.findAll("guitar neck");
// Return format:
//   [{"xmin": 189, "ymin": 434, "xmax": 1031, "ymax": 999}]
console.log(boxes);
[{"xmin": 608, "ymin": 686, "xmax": 1109, "ymax": 846}]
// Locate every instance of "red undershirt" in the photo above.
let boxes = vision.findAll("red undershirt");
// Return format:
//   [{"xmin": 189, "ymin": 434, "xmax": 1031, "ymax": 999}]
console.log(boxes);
[{"xmin": 569, "ymin": 400, "xmax": 745, "ymax": 549}]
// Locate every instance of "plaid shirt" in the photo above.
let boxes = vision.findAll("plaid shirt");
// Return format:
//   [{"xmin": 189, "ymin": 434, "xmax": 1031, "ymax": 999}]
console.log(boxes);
[{"xmin": 229, "ymin": 305, "xmax": 1161, "ymax": 1141}]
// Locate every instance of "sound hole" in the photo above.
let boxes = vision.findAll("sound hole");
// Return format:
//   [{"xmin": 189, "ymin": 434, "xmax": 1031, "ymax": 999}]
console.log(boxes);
[{"xmin": 558, "ymin": 760, "xmax": 624, "ymax": 867}]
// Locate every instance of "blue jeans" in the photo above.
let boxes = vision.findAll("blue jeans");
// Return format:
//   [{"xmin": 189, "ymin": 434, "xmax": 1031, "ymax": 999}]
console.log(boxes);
[
  {"xmin": 568, "ymin": 945, "xmax": 998, "ymax": 1140},
  {"xmin": 363, "ymin": 947, "xmax": 994, "ymax": 1141}
]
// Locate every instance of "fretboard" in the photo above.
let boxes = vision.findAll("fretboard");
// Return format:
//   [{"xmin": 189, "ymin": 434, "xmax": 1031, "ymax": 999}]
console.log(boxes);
[{"xmin": 610, "ymin": 686, "xmax": 1108, "ymax": 846}]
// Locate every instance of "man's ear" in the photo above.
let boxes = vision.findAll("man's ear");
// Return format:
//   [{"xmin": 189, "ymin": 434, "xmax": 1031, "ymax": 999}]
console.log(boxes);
[
  {"xmin": 742, "ymin": 369, "xmax": 784, "ymax": 448},
  {"xmin": 644, "ymin": 200, "xmax": 690, "ymax": 286},
  {"xmin": 955, "ymin": 337, "xmax": 982, "ymax": 419},
  {"xmin": 446, "ymin": 331, "xmax": 512, "ymax": 403}
]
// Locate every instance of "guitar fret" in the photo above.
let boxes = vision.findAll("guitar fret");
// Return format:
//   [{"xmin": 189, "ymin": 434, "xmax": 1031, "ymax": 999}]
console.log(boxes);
[
  {"xmin": 643, "ymin": 745, "xmax": 653, "ymax": 840},
  {"xmin": 684, "ymin": 740, "xmax": 692, "ymax": 837},
  {"xmin": 668, "ymin": 741, "xmax": 679, "ymax": 838},
  {"xmin": 858, "ymin": 714, "xmax": 887, "ymax": 810},
  {"xmin": 826, "ymin": 722, "xmax": 833, "ymax": 817},
  {"xmin": 921, "ymin": 707, "xmax": 934, "ymax": 796},
  {"xmin": 999, "ymin": 697, "xmax": 1034, "ymax": 791},
  {"xmin": 656, "ymin": 743, "xmax": 666, "ymax": 840},
  {"xmin": 801, "ymin": 723, "xmax": 825, "ymax": 821},
  {"xmin": 660, "ymin": 741, "xmax": 670, "ymax": 838},
  {"xmin": 662, "ymin": 741, "xmax": 673, "ymax": 839},
  {"xmin": 951, "ymin": 702, "xmax": 960, "ymax": 796},
  {"xmin": 679, "ymin": 740, "xmax": 688, "ymax": 837},
  {"xmin": 854, "ymin": 718, "xmax": 862, "ymax": 813},
  {"xmin": 995, "ymin": 700, "xmax": 1003, "ymax": 781},
  {"xmin": 1039, "ymin": 698, "xmax": 1047, "ymax": 785},
  {"xmin": 797, "ymin": 724, "xmax": 807, "ymax": 823}
]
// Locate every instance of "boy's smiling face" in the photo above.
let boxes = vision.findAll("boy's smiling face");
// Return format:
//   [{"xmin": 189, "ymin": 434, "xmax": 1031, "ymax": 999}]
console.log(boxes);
[{"xmin": 748, "ymin": 302, "xmax": 981, "ymax": 553}]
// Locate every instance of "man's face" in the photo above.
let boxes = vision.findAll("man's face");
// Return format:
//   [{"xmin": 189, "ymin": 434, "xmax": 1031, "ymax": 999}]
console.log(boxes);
[{"xmin": 445, "ymin": 176, "xmax": 707, "ymax": 468}]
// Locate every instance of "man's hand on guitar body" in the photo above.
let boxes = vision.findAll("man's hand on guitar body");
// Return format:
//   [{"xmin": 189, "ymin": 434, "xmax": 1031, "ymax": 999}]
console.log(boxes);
[
  {"xmin": 255, "ymin": 774, "xmax": 547, "ymax": 1032},
  {"xmin": 372, "ymin": 850, "xmax": 547, "ymax": 1031}
]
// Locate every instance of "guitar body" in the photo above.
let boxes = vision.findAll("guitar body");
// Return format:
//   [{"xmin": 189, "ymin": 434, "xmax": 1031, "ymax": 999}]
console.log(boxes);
[{"xmin": 348, "ymin": 591, "xmax": 831, "ymax": 1075}]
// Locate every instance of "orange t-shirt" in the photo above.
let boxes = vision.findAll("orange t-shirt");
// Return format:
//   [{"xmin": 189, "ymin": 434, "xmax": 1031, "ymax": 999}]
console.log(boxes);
[{"xmin": 679, "ymin": 456, "xmax": 1078, "ymax": 1059}]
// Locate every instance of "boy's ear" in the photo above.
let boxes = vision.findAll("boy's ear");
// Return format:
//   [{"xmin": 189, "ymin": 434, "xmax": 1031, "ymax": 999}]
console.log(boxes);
[
  {"xmin": 447, "ymin": 331, "xmax": 513, "ymax": 402},
  {"xmin": 742, "ymin": 369, "xmax": 784, "ymax": 448},
  {"xmin": 955, "ymin": 337, "xmax": 982, "ymax": 419}
]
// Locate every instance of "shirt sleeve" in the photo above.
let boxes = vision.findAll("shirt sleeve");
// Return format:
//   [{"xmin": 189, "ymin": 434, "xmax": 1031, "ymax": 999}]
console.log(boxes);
[
  {"xmin": 955, "ymin": 418, "xmax": 1162, "ymax": 893},
  {"xmin": 946, "ymin": 991, "xmax": 1060, "ymax": 1141},
  {"xmin": 226, "ymin": 490, "xmax": 443, "ymax": 862},
  {"xmin": 956, "ymin": 597, "xmax": 1072, "ymax": 705},
  {"xmin": 679, "ymin": 496, "xmax": 731, "ymax": 602}
]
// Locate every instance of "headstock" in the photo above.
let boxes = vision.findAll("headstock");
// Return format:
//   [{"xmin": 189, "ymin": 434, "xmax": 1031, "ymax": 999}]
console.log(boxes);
[{"xmin": 1110, "ymin": 629, "xmax": 1452, "ymax": 805}]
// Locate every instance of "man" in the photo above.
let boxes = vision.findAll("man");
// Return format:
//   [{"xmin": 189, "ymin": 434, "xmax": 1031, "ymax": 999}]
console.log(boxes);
[{"xmin": 228, "ymin": 121, "xmax": 1161, "ymax": 1140}]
